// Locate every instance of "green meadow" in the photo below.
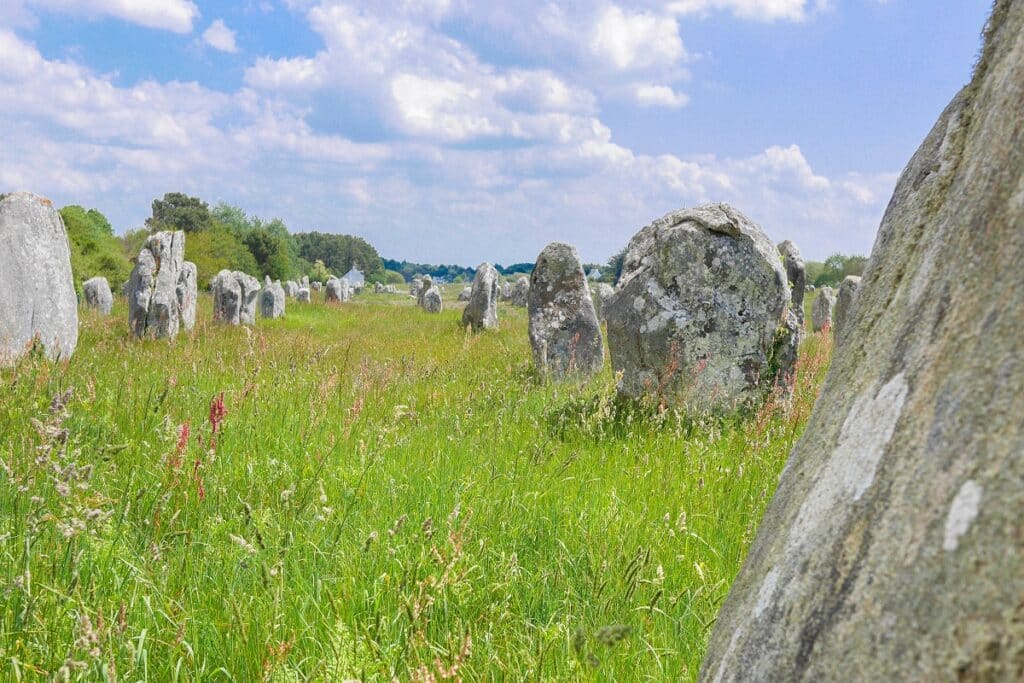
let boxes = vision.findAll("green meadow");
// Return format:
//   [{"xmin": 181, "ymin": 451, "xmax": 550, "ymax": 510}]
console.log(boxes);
[{"xmin": 0, "ymin": 288, "xmax": 831, "ymax": 681}]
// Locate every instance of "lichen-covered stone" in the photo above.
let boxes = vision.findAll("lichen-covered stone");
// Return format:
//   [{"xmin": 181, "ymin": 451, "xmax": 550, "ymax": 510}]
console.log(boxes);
[
  {"xmin": 832, "ymin": 275, "xmax": 861, "ymax": 341},
  {"xmin": 777, "ymin": 240, "xmax": 806, "ymax": 331},
  {"xmin": 0, "ymin": 191, "xmax": 78, "ymax": 363},
  {"xmin": 260, "ymin": 276, "xmax": 286, "ymax": 319},
  {"xmin": 511, "ymin": 276, "xmax": 529, "ymax": 307},
  {"xmin": 325, "ymin": 277, "xmax": 351, "ymax": 303},
  {"xmin": 462, "ymin": 263, "xmax": 499, "ymax": 330},
  {"xmin": 296, "ymin": 287, "xmax": 311, "ymax": 303},
  {"xmin": 501, "ymin": 281, "xmax": 512, "ymax": 301},
  {"xmin": 700, "ymin": 4, "xmax": 1024, "ymax": 680},
  {"xmin": 457, "ymin": 286, "xmax": 472, "ymax": 302},
  {"xmin": 212, "ymin": 270, "xmax": 260, "ymax": 325},
  {"xmin": 811, "ymin": 285, "xmax": 836, "ymax": 332},
  {"xmin": 527, "ymin": 242, "xmax": 603, "ymax": 379},
  {"xmin": 176, "ymin": 262, "xmax": 197, "ymax": 332},
  {"xmin": 410, "ymin": 277, "xmax": 422, "ymax": 298},
  {"xmin": 417, "ymin": 276, "xmax": 433, "ymax": 308},
  {"xmin": 422, "ymin": 286, "xmax": 442, "ymax": 313},
  {"xmin": 592, "ymin": 283, "xmax": 615, "ymax": 322},
  {"xmin": 129, "ymin": 230, "xmax": 185, "ymax": 340},
  {"xmin": 284, "ymin": 280, "xmax": 299, "ymax": 298},
  {"xmin": 83, "ymin": 276, "xmax": 113, "ymax": 315},
  {"xmin": 605, "ymin": 203, "xmax": 793, "ymax": 410}
]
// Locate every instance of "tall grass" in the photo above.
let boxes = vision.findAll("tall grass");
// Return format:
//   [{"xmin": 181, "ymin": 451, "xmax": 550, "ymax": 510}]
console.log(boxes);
[{"xmin": 0, "ymin": 290, "xmax": 831, "ymax": 681}]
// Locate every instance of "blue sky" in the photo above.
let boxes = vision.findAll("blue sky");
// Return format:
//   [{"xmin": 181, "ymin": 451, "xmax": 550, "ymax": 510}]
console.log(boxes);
[{"xmin": 0, "ymin": 1, "xmax": 992, "ymax": 265}]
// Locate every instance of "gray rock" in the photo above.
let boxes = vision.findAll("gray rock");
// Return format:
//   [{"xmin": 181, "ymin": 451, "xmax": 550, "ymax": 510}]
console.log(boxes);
[
  {"xmin": 211, "ymin": 270, "xmax": 260, "ymax": 325},
  {"xmin": 592, "ymin": 283, "xmax": 615, "ymax": 322},
  {"xmin": 82, "ymin": 276, "xmax": 113, "ymax": 315},
  {"xmin": 811, "ymin": 286, "xmax": 836, "ymax": 332},
  {"xmin": 501, "ymin": 281, "xmax": 513, "ymax": 301},
  {"xmin": 325, "ymin": 277, "xmax": 350, "ymax": 303},
  {"xmin": 260, "ymin": 276, "xmax": 286, "ymax": 319},
  {"xmin": 311, "ymin": 281, "xmax": 322, "ymax": 292},
  {"xmin": 301, "ymin": 276, "xmax": 310, "ymax": 291},
  {"xmin": 296, "ymin": 287, "xmax": 311, "ymax": 303},
  {"xmin": 605, "ymin": 203, "xmax": 794, "ymax": 410},
  {"xmin": 457, "ymin": 286, "xmax": 472, "ymax": 302},
  {"xmin": 527, "ymin": 242, "xmax": 604, "ymax": 380},
  {"xmin": 417, "ymin": 276, "xmax": 433, "ymax": 308},
  {"xmin": 700, "ymin": 4, "xmax": 1024, "ymax": 680},
  {"xmin": 410, "ymin": 277, "xmax": 422, "ymax": 298},
  {"xmin": 462, "ymin": 263, "xmax": 499, "ymax": 330},
  {"xmin": 129, "ymin": 230, "xmax": 186, "ymax": 340},
  {"xmin": 283, "ymin": 280, "xmax": 299, "ymax": 298},
  {"xmin": 511, "ymin": 276, "xmax": 529, "ymax": 307},
  {"xmin": 422, "ymin": 285, "xmax": 443, "ymax": 313},
  {"xmin": 176, "ymin": 262, "xmax": 197, "ymax": 332},
  {"xmin": 0, "ymin": 192, "xmax": 78, "ymax": 363},
  {"xmin": 374, "ymin": 282, "xmax": 385, "ymax": 293},
  {"xmin": 832, "ymin": 275, "xmax": 861, "ymax": 341},
  {"xmin": 777, "ymin": 240, "xmax": 806, "ymax": 328}
]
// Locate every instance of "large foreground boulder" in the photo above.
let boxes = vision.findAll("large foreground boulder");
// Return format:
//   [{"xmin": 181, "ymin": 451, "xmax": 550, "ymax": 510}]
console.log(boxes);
[
  {"xmin": 176, "ymin": 262, "xmax": 197, "ymax": 332},
  {"xmin": 700, "ymin": 3, "xmax": 1024, "ymax": 680},
  {"xmin": 811, "ymin": 285, "xmax": 836, "ymax": 332},
  {"xmin": 129, "ymin": 231, "xmax": 186, "ymax": 340},
  {"xmin": 211, "ymin": 270, "xmax": 260, "ymax": 325},
  {"xmin": 462, "ymin": 263, "xmax": 499, "ymax": 330},
  {"xmin": 260, "ymin": 276, "xmax": 286, "ymax": 319},
  {"xmin": 527, "ymin": 242, "xmax": 603, "ymax": 379},
  {"xmin": 832, "ymin": 275, "xmax": 861, "ymax": 341},
  {"xmin": 605, "ymin": 203, "xmax": 794, "ymax": 410},
  {"xmin": 0, "ymin": 192, "xmax": 78, "ymax": 363},
  {"xmin": 82, "ymin": 276, "xmax": 113, "ymax": 315}
]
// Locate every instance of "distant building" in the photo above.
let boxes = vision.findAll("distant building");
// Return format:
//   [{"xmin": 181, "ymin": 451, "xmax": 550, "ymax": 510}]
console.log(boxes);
[
  {"xmin": 344, "ymin": 266, "xmax": 365, "ymax": 288},
  {"xmin": 587, "ymin": 268, "xmax": 602, "ymax": 281}
]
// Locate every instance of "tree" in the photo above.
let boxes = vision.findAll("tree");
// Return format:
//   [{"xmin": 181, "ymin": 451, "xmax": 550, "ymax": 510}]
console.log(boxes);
[
  {"xmin": 185, "ymin": 226, "xmax": 259, "ymax": 286},
  {"xmin": 243, "ymin": 227, "xmax": 292, "ymax": 281},
  {"xmin": 146, "ymin": 192, "xmax": 212, "ymax": 233},
  {"xmin": 60, "ymin": 205, "xmax": 132, "ymax": 292},
  {"xmin": 813, "ymin": 253, "xmax": 868, "ymax": 287},
  {"xmin": 310, "ymin": 259, "xmax": 332, "ymax": 282},
  {"xmin": 607, "ymin": 248, "xmax": 627, "ymax": 284},
  {"xmin": 294, "ymin": 232, "xmax": 384, "ymax": 279}
]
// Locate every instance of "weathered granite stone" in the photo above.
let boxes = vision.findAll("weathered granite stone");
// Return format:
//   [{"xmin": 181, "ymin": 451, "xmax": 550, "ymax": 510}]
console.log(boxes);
[
  {"xmin": 417, "ymin": 276, "xmax": 433, "ymax": 308},
  {"xmin": 129, "ymin": 230, "xmax": 186, "ymax": 340},
  {"xmin": 592, "ymin": 283, "xmax": 615, "ymax": 322},
  {"xmin": 501, "ymin": 282, "xmax": 512, "ymax": 301},
  {"xmin": 462, "ymin": 263, "xmax": 499, "ymax": 330},
  {"xmin": 832, "ymin": 275, "xmax": 861, "ymax": 341},
  {"xmin": 260, "ymin": 276, "xmax": 286, "ymax": 319},
  {"xmin": 326, "ymin": 277, "xmax": 351, "ymax": 303},
  {"xmin": 605, "ymin": 203, "xmax": 794, "ymax": 410},
  {"xmin": 296, "ymin": 287, "xmax": 311, "ymax": 303},
  {"xmin": 422, "ymin": 285, "xmax": 443, "ymax": 313},
  {"xmin": 411, "ymin": 277, "xmax": 422, "ymax": 298},
  {"xmin": 811, "ymin": 286, "xmax": 836, "ymax": 332},
  {"xmin": 212, "ymin": 270, "xmax": 260, "ymax": 325},
  {"xmin": 0, "ymin": 192, "xmax": 78, "ymax": 362},
  {"xmin": 511, "ymin": 276, "xmax": 529, "ymax": 307},
  {"xmin": 176, "ymin": 262, "xmax": 197, "ymax": 332},
  {"xmin": 778, "ymin": 240, "xmax": 806, "ymax": 328},
  {"xmin": 82, "ymin": 276, "xmax": 113, "ymax": 315},
  {"xmin": 527, "ymin": 242, "xmax": 604, "ymax": 379},
  {"xmin": 700, "ymin": 4, "xmax": 1024, "ymax": 680},
  {"xmin": 311, "ymin": 281, "xmax": 322, "ymax": 292},
  {"xmin": 457, "ymin": 286, "xmax": 472, "ymax": 302},
  {"xmin": 301, "ymin": 276, "xmax": 310, "ymax": 290},
  {"xmin": 284, "ymin": 280, "xmax": 299, "ymax": 298}
]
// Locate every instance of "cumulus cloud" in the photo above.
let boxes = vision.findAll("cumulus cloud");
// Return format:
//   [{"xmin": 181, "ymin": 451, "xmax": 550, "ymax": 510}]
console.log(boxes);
[
  {"xmin": 634, "ymin": 83, "xmax": 690, "ymax": 108},
  {"xmin": 590, "ymin": 5, "xmax": 687, "ymax": 70},
  {"xmin": 667, "ymin": 0, "xmax": 826, "ymax": 22},
  {"xmin": 202, "ymin": 19, "xmax": 238, "ymax": 53},
  {"xmin": 27, "ymin": 0, "xmax": 200, "ymax": 33}
]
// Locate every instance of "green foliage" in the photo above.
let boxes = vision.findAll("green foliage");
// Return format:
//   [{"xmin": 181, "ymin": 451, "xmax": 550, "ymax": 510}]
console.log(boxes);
[
  {"xmin": 310, "ymin": 259, "xmax": 332, "ymax": 282},
  {"xmin": 146, "ymin": 192, "xmax": 213, "ymax": 233},
  {"xmin": 382, "ymin": 259, "xmax": 473, "ymax": 282},
  {"xmin": 607, "ymin": 248, "xmax": 627, "ymax": 284},
  {"xmin": 0, "ymin": 296, "xmax": 832, "ymax": 680},
  {"xmin": 812, "ymin": 252, "xmax": 868, "ymax": 287},
  {"xmin": 381, "ymin": 269, "xmax": 407, "ymax": 284},
  {"xmin": 243, "ymin": 227, "xmax": 293, "ymax": 281},
  {"xmin": 185, "ymin": 226, "xmax": 259, "ymax": 286},
  {"xmin": 59, "ymin": 205, "xmax": 132, "ymax": 291},
  {"xmin": 297, "ymin": 232, "xmax": 384, "ymax": 279}
]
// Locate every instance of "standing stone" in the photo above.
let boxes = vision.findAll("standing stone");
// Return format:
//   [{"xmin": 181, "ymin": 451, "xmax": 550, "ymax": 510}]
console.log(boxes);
[
  {"xmin": 501, "ymin": 282, "xmax": 513, "ymax": 301},
  {"xmin": 417, "ymin": 276, "xmax": 433, "ymax": 307},
  {"xmin": 527, "ymin": 242, "xmax": 604, "ymax": 380},
  {"xmin": 422, "ymin": 286, "xmax": 443, "ymax": 313},
  {"xmin": 700, "ymin": 3, "xmax": 1024, "ymax": 680},
  {"xmin": 592, "ymin": 283, "xmax": 615, "ymax": 322},
  {"xmin": 82, "ymin": 276, "xmax": 113, "ymax": 315},
  {"xmin": 605, "ymin": 203, "xmax": 794, "ymax": 410},
  {"xmin": 129, "ymin": 230, "xmax": 186, "ymax": 340},
  {"xmin": 832, "ymin": 275, "xmax": 861, "ymax": 341},
  {"xmin": 311, "ymin": 281, "xmax": 322, "ymax": 292},
  {"xmin": 260, "ymin": 276, "xmax": 286, "ymax": 319},
  {"xmin": 0, "ymin": 192, "xmax": 78, "ymax": 363},
  {"xmin": 326, "ymin": 278, "xmax": 343, "ymax": 302},
  {"xmin": 301, "ymin": 276, "xmax": 310, "ymax": 291},
  {"xmin": 462, "ymin": 263, "xmax": 499, "ymax": 330},
  {"xmin": 811, "ymin": 286, "xmax": 836, "ymax": 332},
  {"xmin": 284, "ymin": 280, "xmax": 299, "ymax": 298},
  {"xmin": 176, "ymin": 262, "xmax": 197, "ymax": 332},
  {"xmin": 457, "ymin": 286, "xmax": 472, "ymax": 302},
  {"xmin": 296, "ymin": 287, "xmax": 311, "ymax": 303},
  {"xmin": 777, "ymin": 240, "xmax": 807, "ymax": 328},
  {"xmin": 211, "ymin": 270, "xmax": 260, "ymax": 325},
  {"xmin": 374, "ymin": 282, "xmax": 385, "ymax": 293},
  {"xmin": 511, "ymin": 276, "xmax": 529, "ymax": 307},
  {"xmin": 411, "ymin": 277, "xmax": 423, "ymax": 298}
]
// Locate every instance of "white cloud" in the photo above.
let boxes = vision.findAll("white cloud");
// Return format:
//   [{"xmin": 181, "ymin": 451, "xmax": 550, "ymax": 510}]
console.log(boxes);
[
  {"xmin": 590, "ymin": 5, "xmax": 686, "ymax": 70},
  {"xmin": 27, "ymin": 0, "xmax": 200, "ymax": 33},
  {"xmin": 202, "ymin": 19, "xmax": 238, "ymax": 53},
  {"xmin": 667, "ymin": 0, "xmax": 823, "ymax": 23},
  {"xmin": 634, "ymin": 83, "xmax": 689, "ymax": 108}
]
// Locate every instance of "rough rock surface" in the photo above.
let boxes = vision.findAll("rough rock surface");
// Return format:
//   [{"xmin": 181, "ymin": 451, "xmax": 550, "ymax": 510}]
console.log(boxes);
[
  {"xmin": 501, "ymin": 282, "xmax": 512, "ymax": 301},
  {"xmin": 457, "ymin": 286, "xmax": 472, "ymax": 302},
  {"xmin": 83, "ymin": 276, "xmax": 113, "ymax": 315},
  {"xmin": 778, "ymin": 240, "xmax": 807, "ymax": 328},
  {"xmin": 417, "ymin": 276, "xmax": 433, "ymax": 308},
  {"xmin": 811, "ymin": 286, "xmax": 836, "ymax": 332},
  {"xmin": 296, "ymin": 287, "xmax": 311, "ymax": 303},
  {"xmin": 462, "ymin": 263, "xmax": 499, "ymax": 330},
  {"xmin": 592, "ymin": 283, "xmax": 615, "ymax": 321},
  {"xmin": 176, "ymin": 262, "xmax": 197, "ymax": 332},
  {"xmin": 284, "ymin": 280, "xmax": 299, "ymax": 298},
  {"xmin": 832, "ymin": 275, "xmax": 861, "ymax": 341},
  {"xmin": 511, "ymin": 276, "xmax": 529, "ymax": 307},
  {"xmin": 605, "ymin": 203, "xmax": 793, "ymax": 410},
  {"xmin": 311, "ymin": 281, "xmax": 322, "ymax": 292},
  {"xmin": 527, "ymin": 242, "xmax": 604, "ymax": 379},
  {"xmin": 212, "ymin": 270, "xmax": 260, "ymax": 325},
  {"xmin": 700, "ymin": 4, "xmax": 1024, "ymax": 680},
  {"xmin": 422, "ymin": 286, "xmax": 443, "ymax": 313},
  {"xmin": 129, "ymin": 230, "xmax": 186, "ymax": 340},
  {"xmin": 0, "ymin": 192, "xmax": 78, "ymax": 362},
  {"xmin": 260, "ymin": 276, "xmax": 286, "ymax": 319},
  {"xmin": 410, "ymin": 277, "xmax": 422, "ymax": 298},
  {"xmin": 326, "ymin": 277, "xmax": 351, "ymax": 303}
]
